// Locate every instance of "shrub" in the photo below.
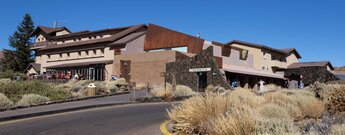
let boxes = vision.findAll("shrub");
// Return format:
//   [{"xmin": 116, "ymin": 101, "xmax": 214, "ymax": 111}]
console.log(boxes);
[
  {"xmin": 330, "ymin": 123, "xmax": 345, "ymax": 135},
  {"xmin": 206, "ymin": 105, "xmax": 255, "ymax": 135},
  {"xmin": 253, "ymin": 117, "xmax": 300, "ymax": 135},
  {"xmin": 0, "ymin": 93, "xmax": 13, "ymax": 109},
  {"xmin": 134, "ymin": 83, "xmax": 147, "ymax": 91},
  {"xmin": 151, "ymin": 83, "xmax": 173, "ymax": 101},
  {"xmin": 0, "ymin": 70, "xmax": 27, "ymax": 80},
  {"xmin": 264, "ymin": 90, "xmax": 324, "ymax": 120},
  {"xmin": 227, "ymin": 88, "xmax": 266, "ymax": 108},
  {"xmin": 16, "ymin": 94, "xmax": 50, "ymax": 106},
  {"xmin": 325, "ymin": 84, "xmax": 345, "ymax": 114},
  {"xmin": 168, "ymin": 94, "xmax": 233, "ymax": 134},
  {"xmin": 168, "ymin": 87, "xmax": 326, "ymax": 134},
  {"xmin": 115, "ymin": 78, "xmax": 128, "ymax": 85},
  {"xmin": 0, "ymin": 80, "xmax": 69, "ymax": 102},
  {"xmin": 174, "ymin": 85, "xmax": 198, "ymax": 97},
  {"xmin": 258, "ymin": 103, "xmax": 292, "ymax": 119},
  {"xmin": 0, "ymin": 78, "xmax": 12, "ymax": 84}
]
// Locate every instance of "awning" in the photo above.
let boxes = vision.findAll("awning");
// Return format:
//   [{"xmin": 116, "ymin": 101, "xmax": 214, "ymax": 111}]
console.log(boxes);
[
  {"xmin": 222, "ymin": 64, "xmax": 284, "ymax": 79},
  {"xmin": 45, "ymin": 60, "xmax": 113, "ymax": 69}
]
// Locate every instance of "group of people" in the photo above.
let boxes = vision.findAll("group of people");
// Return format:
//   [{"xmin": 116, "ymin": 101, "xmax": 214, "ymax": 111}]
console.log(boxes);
[
  {"xmin": 229, "ymin": 78, "xmax": 304, "ymax": 91},
  {"xmin": 28, "ymin": 71, "xmax": 85, "ymax": 81},
  {"xmin": 284, "ymin": 80, "xmax": 304, "ymax": 89}
]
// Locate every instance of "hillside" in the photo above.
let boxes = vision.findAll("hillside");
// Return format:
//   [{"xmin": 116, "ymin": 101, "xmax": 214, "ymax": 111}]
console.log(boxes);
[{"xmin": 335, "ymin": 66, "xmax": 345, "ymax": 71}]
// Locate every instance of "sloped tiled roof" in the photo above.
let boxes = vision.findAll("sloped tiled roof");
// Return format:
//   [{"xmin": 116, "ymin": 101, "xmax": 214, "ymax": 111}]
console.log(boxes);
[
  {"xmin": 24, "ymin": 63, "xmax": 41, "ymax": 73},
  {"xmin": 287, "ymin": 61, "xmax": 334, "ymax": 70},
  {"xmin": 31, "ymin": 26, "xmax": 70, "ymax": 36},
  {"xmin": 36, "ymin": 24, "xmax": 147, "ymax": 51},
  {"xmin": 226, "ymin": 40, "xmax": 288, "ymax": 55}
]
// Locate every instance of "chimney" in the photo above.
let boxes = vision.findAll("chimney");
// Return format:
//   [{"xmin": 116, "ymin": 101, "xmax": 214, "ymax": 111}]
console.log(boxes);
[
  {"xmin": 54, "ymin": 21, "xmax": 58, "ymax": 29},
  {"xmin": 197, "ymin": 33, "xmax": 201, "ymax": 38}
]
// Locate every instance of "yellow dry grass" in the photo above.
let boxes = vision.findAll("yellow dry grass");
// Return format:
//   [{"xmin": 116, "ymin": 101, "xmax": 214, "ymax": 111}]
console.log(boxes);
[{"xmin": 167, "ymin": 87, "xmax": 325, "ymax": 135}]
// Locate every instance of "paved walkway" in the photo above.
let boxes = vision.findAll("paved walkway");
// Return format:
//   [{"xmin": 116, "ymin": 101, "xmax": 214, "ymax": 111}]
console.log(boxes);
[{"xmin": 0, "ymin": 90, "xmax": 151, "ymax": 121}]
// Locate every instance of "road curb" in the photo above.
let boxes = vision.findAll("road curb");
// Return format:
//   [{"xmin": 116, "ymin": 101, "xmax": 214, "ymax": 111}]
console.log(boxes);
[
  {"xmin": 0, "ymin": 102, "xmax": 136, "ymax": 122},
  {"xmin": 160, "ymin": 121, "xmax": 173, "ymax": 135}
]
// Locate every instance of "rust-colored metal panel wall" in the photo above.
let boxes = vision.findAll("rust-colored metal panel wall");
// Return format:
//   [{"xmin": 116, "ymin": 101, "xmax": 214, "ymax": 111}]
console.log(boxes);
[
  {"xmin": 144, "ymin": 24, "xmax": 205, "ymax": 54},
  {"xmin": 221, "ymin": 45, "xmax": 231, "ymax": 57},
  {"xmin": 214, "ymin": 56, "xmax": 223, "ymax": 68}
]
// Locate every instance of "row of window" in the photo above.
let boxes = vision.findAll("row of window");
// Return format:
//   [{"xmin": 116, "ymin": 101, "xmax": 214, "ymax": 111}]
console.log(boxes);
[
  {"xmin": 57, "ymin": 34, "xmax": 108, "ymax": 44},
  {"xmin": 47, "ymin": 49, "xmax": 104, "ymax": 61}
]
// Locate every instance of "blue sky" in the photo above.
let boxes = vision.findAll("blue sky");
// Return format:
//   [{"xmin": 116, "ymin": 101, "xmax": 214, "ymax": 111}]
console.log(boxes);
[{"xmin": 0, "ymin": 0, "xmax": 344, "ymax": 67}]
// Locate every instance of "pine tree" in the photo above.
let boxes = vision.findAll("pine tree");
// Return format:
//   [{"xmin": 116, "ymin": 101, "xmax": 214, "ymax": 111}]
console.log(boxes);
[{"xmin": 2, "ymin": 13, "xmax": 35, "ymax": 72}]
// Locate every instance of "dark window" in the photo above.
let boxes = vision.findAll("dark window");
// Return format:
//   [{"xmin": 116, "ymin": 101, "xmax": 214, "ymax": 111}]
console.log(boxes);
[{"xmin": 240, "ymin": 49, "xmax": 249, "ymax": 60}]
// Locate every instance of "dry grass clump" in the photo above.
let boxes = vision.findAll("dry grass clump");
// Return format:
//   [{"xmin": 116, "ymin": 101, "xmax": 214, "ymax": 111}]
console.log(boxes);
[
  {"xmin": 0, "ymin": 93, "xmax": 13, "ymax": 109},
  {"xmin": 167, "ymin": 94, "xmax": 233, "ymax": 134},
  {"xmin": 151, "ymin": 83, "xmax": 197, "ymax": 101},
  {"xmin": 16, "ymin": 94, "xmax": 50, "ymax": 106},
  {"xmin": 205, "ymin": 85, "xmax": 227, "ymax": 94},
  {"xmin": 175, "ymin": 85, "xmax": 198, "ymax": 97},
  {"xmin": 134, "ymin": 83, "xmax": 147, "ymax": 91},
  {"xmin": 151, "ymin": 83, "xmax": 172, "ymax": 98},
  {"xmin": 330, "ymin": 123, "xmax": 345, "ymax": 135},
  {"xmin": 227, "ymin": 88, "xmax": 266, "ymax": 108},
  {"xmin": 253, "ymin": 117, "xmax": 300, "ymax": 135},
  {"xmin": 258, "ymin": 103, "xmax": 292, "ymax": 119},
  {"xmin": 168, "ymin": 87, "xmax": 325, "ymax": 134},
  {"xmin": 263, "ymin": 90, "xmax": 324, "ymax": 120},
  {"xmin": 206, "ymin": 105, "xmax": 255, "ymax": 135}
]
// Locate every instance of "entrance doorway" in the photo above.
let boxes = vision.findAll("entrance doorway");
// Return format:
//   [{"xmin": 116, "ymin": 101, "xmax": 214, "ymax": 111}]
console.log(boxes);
[
  {"xmin": 120, "ymin": 60, "xmax": 131, "ymax": 82},
  {"xmin": 198, "ymin": 72, "xmax": 207, "ymax": 91}
]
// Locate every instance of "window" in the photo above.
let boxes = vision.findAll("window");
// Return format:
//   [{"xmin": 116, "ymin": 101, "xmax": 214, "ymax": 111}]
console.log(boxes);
[
  {"xmin": 147, "ymin": 46, "xmax": 188, "ymax": 53},
  {"xmin": 272, "ymin": 55, "xmax": 276, "ymax": 60},
  {"xmin": 262, "ymin": 66, "xmax": 265, "ymax": 70},
  {"xmin": 37, "ymin": 38, "xmax": 40, "ymax": 42},
  {"xmin": 240, "ymin": 49, "xmax": 249, "ymax": 60},
  {"xmin": 171, "ymin": 46, "xmax": 187, "ymax": 52}
]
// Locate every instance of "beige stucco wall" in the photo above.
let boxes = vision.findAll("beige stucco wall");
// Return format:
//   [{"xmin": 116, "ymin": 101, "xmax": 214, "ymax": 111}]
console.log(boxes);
[
  {"xmin": 231, "ymin": 43, "xmax": 264, "ymax": 70},
  {"xmin": 203, "ymin": 41, "xmax": 222, "ymax": 57},
  {"xmin": 286, "ymin": 53, "xmax": 299, "ymax": 65},
  {"xmin": 121, "ymin": 35, "xmax": 146, "ymax": 55},
  {"xmin": 35, "ymin": 34, "xmax": 46, "ymax": 43},
  {"xmin": 114, "ymin": 51, "xmax": 178, "ymax": 85},
  {"xmin": 38, "ymin": 46, "xmax": 114, "ymax": 79},
  {"xmin": 26, "ymin": 67, "xmax": 38, "ymax": 75}
]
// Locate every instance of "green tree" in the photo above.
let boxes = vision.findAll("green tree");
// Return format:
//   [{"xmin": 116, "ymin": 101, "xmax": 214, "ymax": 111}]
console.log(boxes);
[{"xmin": 2, "ymin": 13, "xmax": 35, "ymax": 72}]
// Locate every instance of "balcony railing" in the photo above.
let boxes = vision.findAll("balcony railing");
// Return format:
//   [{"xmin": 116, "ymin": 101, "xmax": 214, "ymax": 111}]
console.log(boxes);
[{"xmin": 30, "ymin": 41, "xmax": 57, "ymax": 50}]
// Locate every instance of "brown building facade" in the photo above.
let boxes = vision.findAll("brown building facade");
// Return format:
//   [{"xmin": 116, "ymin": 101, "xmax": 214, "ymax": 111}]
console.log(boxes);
[{"xmin": 26, "ymin": 23, "xmax": 338, "ymax": 90}]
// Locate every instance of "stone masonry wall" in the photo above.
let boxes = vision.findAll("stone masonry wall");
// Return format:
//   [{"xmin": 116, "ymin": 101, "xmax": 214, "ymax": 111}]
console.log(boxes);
[
  {"xmin": 166, "ymin": 47, "xmax": 230, "ymax": 91},
  {"xmin": 285, "ymin": 66, "xmax": 339, "ymax": 86}
]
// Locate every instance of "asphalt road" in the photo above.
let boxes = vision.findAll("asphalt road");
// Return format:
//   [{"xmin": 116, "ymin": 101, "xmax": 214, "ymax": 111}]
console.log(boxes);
[{"xmin": 0, "ymin": 103, "xmax": 172, "ymax": 135}]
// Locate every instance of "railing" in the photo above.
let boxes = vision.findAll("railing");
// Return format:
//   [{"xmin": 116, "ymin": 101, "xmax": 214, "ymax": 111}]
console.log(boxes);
[{"xmin": 29, "ymin": 41, "xmax": 57, "ymax": 49}]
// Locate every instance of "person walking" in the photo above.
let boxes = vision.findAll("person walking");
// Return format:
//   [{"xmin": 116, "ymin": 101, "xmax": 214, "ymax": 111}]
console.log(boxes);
[{"xmin": 258, "ymin": 79, "xmax": 265, "ymax": 92}]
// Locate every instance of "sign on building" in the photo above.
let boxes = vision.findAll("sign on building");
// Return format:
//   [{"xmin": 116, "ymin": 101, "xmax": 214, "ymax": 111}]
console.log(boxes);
[{"xmin": 189, "ymin": 68, "xmax": 211, "ymax": 72}]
